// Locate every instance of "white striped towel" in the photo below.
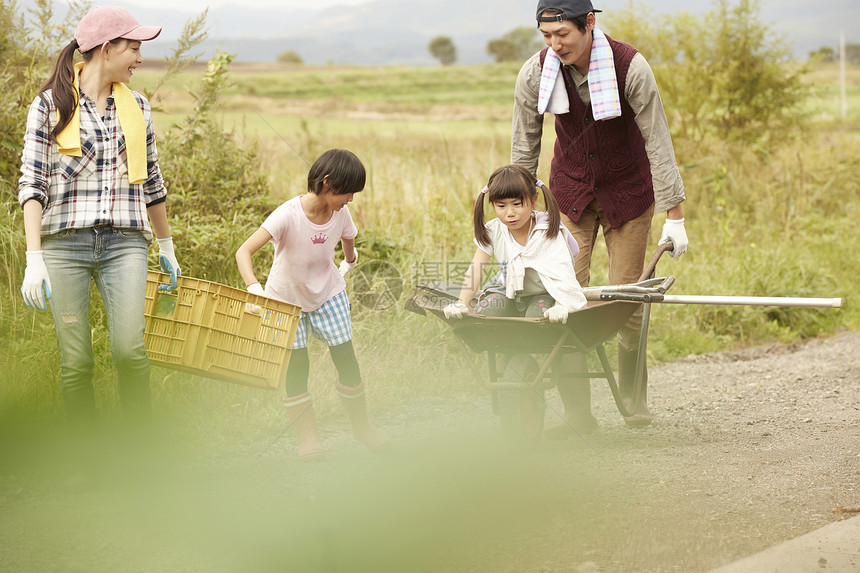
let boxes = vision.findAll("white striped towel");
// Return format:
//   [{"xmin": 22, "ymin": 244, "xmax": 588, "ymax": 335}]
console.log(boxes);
[
  {"xmin": 536, "ymin": 26, "xmax": 621, "ymax": 120},
  {"xmin": 588, "ymin": 27, "xmax": 621, "ymax": 120},
  {"xmin": 537, "ymin": 49, "xmax": 569, "ymax": 114}
]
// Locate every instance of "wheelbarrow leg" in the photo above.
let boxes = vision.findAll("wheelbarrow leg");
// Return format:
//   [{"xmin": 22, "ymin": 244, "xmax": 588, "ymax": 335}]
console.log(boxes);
[
  {"xmin": 619, "ymin": 301, "xmax": 653, "ymax": 428},
  {"xmin": 618, "ymin": 288, "xmax": 651, "ymax": 428},
  {"xmin": 595, "ymin": 343, "xmax": 634, "ymax": 418},
  {"xmin": 616, "ymin": 247, "xmax": 670, "ymax": 428}
]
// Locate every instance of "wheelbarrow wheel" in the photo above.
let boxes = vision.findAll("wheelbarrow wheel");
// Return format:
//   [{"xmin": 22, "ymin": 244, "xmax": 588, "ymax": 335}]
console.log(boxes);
[{"xmin": 498, "ymin": 354, "xmax": 545, "ymax": 447}]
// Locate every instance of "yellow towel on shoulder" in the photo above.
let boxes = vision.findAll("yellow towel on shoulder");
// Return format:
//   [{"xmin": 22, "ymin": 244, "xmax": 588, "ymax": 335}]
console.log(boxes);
[{"xmin": 56, "ymin": 62, "xmax": 148, "ymax": 184}]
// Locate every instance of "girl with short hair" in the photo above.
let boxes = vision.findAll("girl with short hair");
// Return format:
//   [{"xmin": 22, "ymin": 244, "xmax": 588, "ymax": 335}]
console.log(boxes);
[{"xmin": 236, "ymin": 149, "xmax": 388, "ymax": 461}]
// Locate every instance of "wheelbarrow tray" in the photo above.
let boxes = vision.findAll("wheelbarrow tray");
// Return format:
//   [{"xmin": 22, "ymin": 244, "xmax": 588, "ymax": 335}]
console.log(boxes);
[
  {"xmin": 406, "ymin": 281, "xmax": 639, "ymax": 353},
  {"xmin": 447, "ymin": 300, "xmax": 639, "ymax": 355}
]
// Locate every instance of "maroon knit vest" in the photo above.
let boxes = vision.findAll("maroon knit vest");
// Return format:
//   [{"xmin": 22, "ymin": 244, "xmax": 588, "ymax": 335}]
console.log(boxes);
[{"xmin": 540, "ymin": 35, "xmax": 654, "ymax": 228}]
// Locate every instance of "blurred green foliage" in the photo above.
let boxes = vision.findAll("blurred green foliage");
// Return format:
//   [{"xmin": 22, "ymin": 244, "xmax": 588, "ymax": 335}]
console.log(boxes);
[
  {"xmin": 428, "ymin": 35, "xmax": 457, "ymax": 66},
  {"xmin": 605, "ymin": 0, "xmax": 812, "ymax": 143},
  {"xmin": 276, "ymin": 50, "xmax": 303, "ymax": 65},
  {"xmin": 487, "ymin": 27, "xmax": 545, "ymax": 63},
  {"xmin": 155, "ymin": 51, "xmax": 275, "ymax": 285}
]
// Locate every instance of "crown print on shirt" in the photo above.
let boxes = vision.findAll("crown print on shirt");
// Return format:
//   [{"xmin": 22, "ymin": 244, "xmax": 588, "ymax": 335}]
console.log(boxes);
[{"xmin": 311, "ymin": 233, "xmax": 328, "ymax": 245}]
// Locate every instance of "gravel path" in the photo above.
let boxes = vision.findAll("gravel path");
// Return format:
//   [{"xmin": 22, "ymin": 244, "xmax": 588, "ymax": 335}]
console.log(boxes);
[{"xmin": 1, "ymin": 331, "xmax": 858, "ymax": 572}]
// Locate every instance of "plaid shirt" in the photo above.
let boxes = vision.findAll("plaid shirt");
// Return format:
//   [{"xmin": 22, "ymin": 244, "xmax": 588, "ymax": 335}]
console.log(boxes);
[{"xmin": 18, "ymin": 88, "xmax": 167, "ymax": 240}]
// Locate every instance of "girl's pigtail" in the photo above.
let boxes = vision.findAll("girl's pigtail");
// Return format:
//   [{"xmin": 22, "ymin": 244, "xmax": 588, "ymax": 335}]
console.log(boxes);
[
  {"xmin": 473, "ymin": 186, "xmax": 491, "ymax": 247},
  {"xmin": 39, "ymin": 39, "xmax": 80, "ymax": 141},
  {"xmin": 538, "ymin": 180, "xmax": 561, "ymax": 240}
]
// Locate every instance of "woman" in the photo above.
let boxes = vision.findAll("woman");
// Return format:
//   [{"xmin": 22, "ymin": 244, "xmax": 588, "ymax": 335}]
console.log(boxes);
[{"xmin": 18, "ymin": 6, "xmax": 180, "ymax": 426}]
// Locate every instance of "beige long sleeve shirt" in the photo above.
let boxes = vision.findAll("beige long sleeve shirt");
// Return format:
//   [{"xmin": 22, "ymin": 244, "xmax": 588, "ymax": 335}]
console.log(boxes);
[{"xmin": 511, "ymin": 50, "xmax": 685, "ymax": 214}]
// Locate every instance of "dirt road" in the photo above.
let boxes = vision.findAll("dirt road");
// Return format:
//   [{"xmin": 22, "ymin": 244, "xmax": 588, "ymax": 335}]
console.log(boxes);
[{"xmin": 1, "ymin": 332, "xmax": 858, "ymax": 572}]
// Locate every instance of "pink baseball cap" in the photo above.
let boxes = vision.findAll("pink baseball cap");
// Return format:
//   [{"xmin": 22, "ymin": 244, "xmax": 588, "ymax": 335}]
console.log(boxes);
[{"xmin": 74, "ymin": 6, "xmax": 162, "ymax": 53}]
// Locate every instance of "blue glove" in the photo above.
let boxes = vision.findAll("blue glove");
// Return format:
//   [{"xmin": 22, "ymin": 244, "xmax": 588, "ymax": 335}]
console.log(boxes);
[
  {"xmin": 157, "ymin": 237, "xmax": 181, "ymax": 291},
  {"xmin": 21, "ymin": 250, "xmax": 52, "ymax": 311}
]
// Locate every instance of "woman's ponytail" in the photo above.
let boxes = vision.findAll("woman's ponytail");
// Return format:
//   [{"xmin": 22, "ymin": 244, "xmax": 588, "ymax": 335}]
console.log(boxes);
[
  {"xmin": 538, "ymin": 180, "xmax": 561, "ymax": 240},
  {"xmin": 39, "ymin": 39, "xmax": 80, "ymax": 141}
]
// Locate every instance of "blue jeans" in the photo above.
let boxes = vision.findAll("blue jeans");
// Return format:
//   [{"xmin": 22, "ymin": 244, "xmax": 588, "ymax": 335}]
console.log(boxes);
[{"xmin": 42, "ymin": 226, "xmax": 150, "ymax": 422}]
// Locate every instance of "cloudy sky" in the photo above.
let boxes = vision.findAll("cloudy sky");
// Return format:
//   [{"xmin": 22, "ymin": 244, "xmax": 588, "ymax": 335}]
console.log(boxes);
[
  {"xmin": 20, "ymin": 0, "xmax": 858, "ymax": 64},
  {"xmin": 129, "ymin": 0, "xmax": 851, "ymax": 17},
  {"xmin": 133, "ymin": 0, "xmax": 368, "ymax": 8}
]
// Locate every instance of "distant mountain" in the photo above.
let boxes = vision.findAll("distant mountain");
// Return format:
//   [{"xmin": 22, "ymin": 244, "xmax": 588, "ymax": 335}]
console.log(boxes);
[
  {"xmin": 17, "ymin": 0, "xmax": 860, "ymax": 64},
  {"xmin": 142, "ymin": 0, "xmax": 537, "ymax": 65}
]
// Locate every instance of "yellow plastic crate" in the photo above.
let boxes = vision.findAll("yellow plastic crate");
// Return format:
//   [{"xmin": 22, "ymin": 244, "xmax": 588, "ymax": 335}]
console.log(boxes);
[{"xmin": 144, "ymin": 271, "xmax": 301, "ymax": 389}]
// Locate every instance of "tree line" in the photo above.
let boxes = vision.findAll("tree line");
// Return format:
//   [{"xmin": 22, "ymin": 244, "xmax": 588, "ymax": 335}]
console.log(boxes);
[{"xmin": 425, "ymin": 0, "xmax": 822, "ymax": 145}]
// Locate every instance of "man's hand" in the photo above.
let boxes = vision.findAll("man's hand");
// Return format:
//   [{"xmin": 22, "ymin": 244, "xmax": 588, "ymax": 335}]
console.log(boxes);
[{"xmin": 658, "ymin": 218, "xmax": 688, "ymax": 258}]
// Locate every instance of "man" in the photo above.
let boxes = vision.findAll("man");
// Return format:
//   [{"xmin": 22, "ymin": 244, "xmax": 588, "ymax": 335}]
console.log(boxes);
[{"xmin": 511, "ymin": 0, "xmax": 688, "ymax": 431}]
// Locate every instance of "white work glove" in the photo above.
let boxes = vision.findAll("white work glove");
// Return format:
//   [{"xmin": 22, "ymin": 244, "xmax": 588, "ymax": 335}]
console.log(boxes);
[
  {"xmin": 21, "ymin": 250, "xmax": 52, "ymax": 311},
  {"xmin": 339, "ymin": 250, "xmax": 358, "ymax": 277},
  {"xmin": 443, "ymin": 302, "xmax": 469, "ymax": 319},
  {"xmin": 544, "ymin": 304, "xmax": 569, "ymax": 324},
  {"xmin": 157, "ymin": 237, "xmax": 181, "ymax": 291},
  {"xmin": 245, "ymin": 282, "xmax": 266, "ymax": 314},
  {"xmin": 658, "ymin": 218, "xmax": 688, "ymax": 258}
]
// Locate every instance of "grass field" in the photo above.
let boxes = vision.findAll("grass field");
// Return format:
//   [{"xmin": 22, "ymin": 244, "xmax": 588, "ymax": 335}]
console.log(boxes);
[{"xmin": 2, "ymin": 58, "xmax": 858, "ymax": 436}]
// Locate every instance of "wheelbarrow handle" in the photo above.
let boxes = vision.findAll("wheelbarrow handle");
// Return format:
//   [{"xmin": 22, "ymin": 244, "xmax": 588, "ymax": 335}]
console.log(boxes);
[
  {"xmin": 640, "ymin": 242, "xmax": 675, "ymax": 282},
  {"xmin": 657, "ymin": 275, "xmax": 675, "ymax": 293},
  {"xmin": 596, "ymin": 292, "xmax": 665, "ymax": 303}
]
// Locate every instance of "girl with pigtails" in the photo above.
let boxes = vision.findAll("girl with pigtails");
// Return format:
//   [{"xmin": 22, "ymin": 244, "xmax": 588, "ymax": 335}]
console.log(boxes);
[{"xmin": 444, "ymin": 164, "xmax": 587, "ymax": 322}]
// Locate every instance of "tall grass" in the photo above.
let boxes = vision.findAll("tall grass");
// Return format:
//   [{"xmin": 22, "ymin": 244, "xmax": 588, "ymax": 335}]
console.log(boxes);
[{"xmin": 2, "ymin": 60, "xmax": 857, "ymax": 441}]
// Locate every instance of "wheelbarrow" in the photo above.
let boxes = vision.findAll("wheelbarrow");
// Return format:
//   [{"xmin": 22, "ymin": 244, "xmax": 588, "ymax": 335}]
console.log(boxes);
[{"xmin": 405, "ymin": 244, "xmax": 843, "ymax": 444}]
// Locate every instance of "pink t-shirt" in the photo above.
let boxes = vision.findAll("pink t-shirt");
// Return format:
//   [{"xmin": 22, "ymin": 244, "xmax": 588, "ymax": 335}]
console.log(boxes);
[{"xmin": 261, "ymin": 196, "xmax": 358, "ymax": 312}]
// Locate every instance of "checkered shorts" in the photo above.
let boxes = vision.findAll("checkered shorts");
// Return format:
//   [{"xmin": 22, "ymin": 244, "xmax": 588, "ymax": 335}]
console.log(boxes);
[{"xmin": 292, "ymin": 289, "xmax": 353, "ymax": 349}]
